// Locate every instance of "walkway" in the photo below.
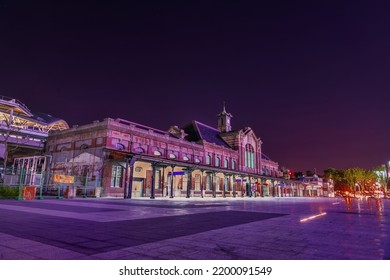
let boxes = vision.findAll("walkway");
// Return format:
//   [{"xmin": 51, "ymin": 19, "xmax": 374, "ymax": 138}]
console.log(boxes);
[{"xmin": 0, "ymin": 196, "xmax": 389, "ymax": 259}]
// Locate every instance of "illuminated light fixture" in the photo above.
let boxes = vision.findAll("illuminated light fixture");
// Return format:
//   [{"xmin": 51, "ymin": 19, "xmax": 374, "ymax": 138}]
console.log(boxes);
[{"xmin": 300, "ymin": 212, "xmax": 327, "ymax": 222}]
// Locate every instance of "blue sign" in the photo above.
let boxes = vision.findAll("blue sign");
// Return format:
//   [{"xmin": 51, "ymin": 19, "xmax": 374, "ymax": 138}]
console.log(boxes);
[{"xmin": 168, "ymin": 171, "xmax": 185, "ymax": 176}]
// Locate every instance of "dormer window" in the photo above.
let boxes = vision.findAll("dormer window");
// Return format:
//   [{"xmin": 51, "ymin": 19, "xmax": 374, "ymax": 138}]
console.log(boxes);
[
  {"xmin": 135, "ymin": 147, "xmax": 145, "ymax": 154},
  {"xmin": 115, "ymin": 143, "xmax": 125, "ymax": 150}
]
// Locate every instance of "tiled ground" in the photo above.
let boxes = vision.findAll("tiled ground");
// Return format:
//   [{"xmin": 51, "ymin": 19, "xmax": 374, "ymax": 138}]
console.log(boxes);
[{"xmin": 0, "ymin": 196, "xmax": 389, "ymax": 259}]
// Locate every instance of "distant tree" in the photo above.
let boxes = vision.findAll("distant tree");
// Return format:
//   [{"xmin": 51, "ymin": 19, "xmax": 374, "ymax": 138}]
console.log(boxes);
[
  {"xmin": 306, "ymin": 170, "xmax": 314, "ymax": 177},
  {"xmin": 343, "ymin": 168, "xmax": 361, "ymax": 196},
  {"xmin": 356, "ymin": 169, "xmax": 376, "ymax": 194},
  {"xmin": 294, "ymin": 172, "xmax": 304, "ymax": 179},
  {"xmin": 332, "ymin": 169, "xmax": 349, "ymax": 191},
  {"xmin": 323, "ymin": 168, "xmax": 336, "ymax": 179}
]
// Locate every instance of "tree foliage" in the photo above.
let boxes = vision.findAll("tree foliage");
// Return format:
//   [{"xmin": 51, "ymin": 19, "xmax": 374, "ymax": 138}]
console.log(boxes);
[{"xmin": 323, "ymin": 166, "xmax": 386, "ymax": 196}]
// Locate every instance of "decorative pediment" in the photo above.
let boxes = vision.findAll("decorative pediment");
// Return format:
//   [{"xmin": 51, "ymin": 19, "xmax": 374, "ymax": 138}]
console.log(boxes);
[{"xmin": 168, "ymin": 125, "xmax": 188, "ymax": 139}]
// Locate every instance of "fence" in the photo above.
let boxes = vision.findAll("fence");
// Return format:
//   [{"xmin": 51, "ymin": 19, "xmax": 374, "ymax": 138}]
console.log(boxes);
[{"xmin": 0, "ymin": 170, "xmax": 104, "ymax": 200}]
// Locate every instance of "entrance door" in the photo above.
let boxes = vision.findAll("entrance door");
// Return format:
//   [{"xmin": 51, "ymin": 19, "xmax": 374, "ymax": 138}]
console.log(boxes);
[{"xmin": 132, "ymin": 178, "xmax": 144, "ymax": 197}]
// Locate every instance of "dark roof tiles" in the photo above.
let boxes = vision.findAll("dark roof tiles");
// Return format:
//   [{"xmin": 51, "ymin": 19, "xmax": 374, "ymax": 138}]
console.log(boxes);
[{"xmin": 183, "ymin": 121, "xmax": 231, "ymax": 148}]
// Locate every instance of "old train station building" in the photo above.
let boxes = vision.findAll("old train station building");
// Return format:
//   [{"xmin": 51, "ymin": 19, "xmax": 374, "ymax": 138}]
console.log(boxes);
[{"xmin": 46, "ymin": 106, "xmax": 314, "ymax": 198}]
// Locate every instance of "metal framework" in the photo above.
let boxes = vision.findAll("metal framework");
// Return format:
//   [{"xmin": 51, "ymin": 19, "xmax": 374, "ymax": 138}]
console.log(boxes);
[
  {"xmin": 0, "ymin": 95, "xmax": 69, "ymax": 134},
  {"xmin": 12, "ymin": 156, "xmax": 48, "ymax": 186}
]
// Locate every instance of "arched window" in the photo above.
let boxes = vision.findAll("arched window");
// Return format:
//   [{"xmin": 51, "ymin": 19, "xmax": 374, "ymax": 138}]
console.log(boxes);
[
  {"xmin": 232, "ymin": 161, "xmax": 236, "ymax": 170},
  {"xmin": 153, "ymin": 150, "xmax": 162, "ymax": 156},
  {"xmin": 206, "ymin": 155, "xmax": 211, "ymax": 165},
  {"xmin": 183, "ymin": 156, "xmax": 189, "ymax": 161},
  {"xmin": 224, "ymin": 158, "xmax": 228, "ymax": 168},
  {"xmin": 215, "ymin": 157, "xmax": 220, "ymax": 167},
  {"xmin": 245, "ymin": 144, "xmax": 255, "ymax": 169}
]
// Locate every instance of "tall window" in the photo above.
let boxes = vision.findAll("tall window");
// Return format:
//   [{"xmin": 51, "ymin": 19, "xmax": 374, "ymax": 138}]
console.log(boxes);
[
  {"xmin": 206, "ymin": 155, "xmax": 211, "ymax": 165},
  {"xmin": 195, "ymin": 174, "xmax": 201, "ymax": 190},
  {"xmin": 232, "ymin": 161, "xmax": 236, "ymax": 170},
  {"xmin": 245, "ymin": 144, "xmax": 255, "ymax": 169},
  {"xmin": 215, "ymin": 157, "xmax": 220, "ymax": 167},
  {"xmin": 216, "ymin": 176, "xmax": 221, "ymax": 190},
  {"xmin": 111, "ymin": 165, "xmax": 122, "ymax": 188},
  {"xmin": 224, "ymin": 159, "xmax": 228, "ymax": 168},
  {"xmin": 206, "ymin": 174, "xmax": 211, "ymax": 190}
]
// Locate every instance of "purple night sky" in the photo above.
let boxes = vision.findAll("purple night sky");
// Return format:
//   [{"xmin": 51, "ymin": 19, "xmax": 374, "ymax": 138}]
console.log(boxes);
[{"xmin": 1, "ymin": 1, "xmax": 389, "ymax": 173}]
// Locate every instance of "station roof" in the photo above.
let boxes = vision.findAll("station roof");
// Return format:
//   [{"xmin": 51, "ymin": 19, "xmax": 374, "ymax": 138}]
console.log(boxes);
[
  {"xmin": 0, "ymin": 95, "xmax": 69, "ymax": 131},
  {"xmin": 183, "ymin": 121, "xmax": 231, "ymax": 148}
]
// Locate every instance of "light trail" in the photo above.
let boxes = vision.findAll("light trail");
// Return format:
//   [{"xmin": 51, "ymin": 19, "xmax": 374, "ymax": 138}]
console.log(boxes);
[{"xmin": 300, "ymin": 212, "xmax": 327, "ymax": 222}]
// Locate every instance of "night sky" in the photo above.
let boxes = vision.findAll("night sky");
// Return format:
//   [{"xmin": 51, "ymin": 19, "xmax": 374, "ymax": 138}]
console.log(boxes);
[{"xmin": 1, "ymin": 0, "xmax": 390, "ymax": 173}]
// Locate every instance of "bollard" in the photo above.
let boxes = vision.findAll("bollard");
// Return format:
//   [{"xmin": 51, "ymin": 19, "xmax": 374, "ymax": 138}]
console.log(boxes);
[
  {"xmin": 57, "ymin": 184, "xmax": 62, "ymax": 199},
  {"xmin": 17, "ymin": 169, "xmax": 25, "ymax": 200},
  {"xmin": 38, "ymin": 171, "xmax": 45, "ymax": 200}
]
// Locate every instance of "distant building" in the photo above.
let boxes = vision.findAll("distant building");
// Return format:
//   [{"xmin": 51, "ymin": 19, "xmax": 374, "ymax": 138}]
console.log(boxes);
[
  {"xmin": 46, "ymin": 106, "xmax": 298, "ymax": 198},
  {"xmin": 300, "ymin": 175, "xmax": 334, "ymax": 197}
]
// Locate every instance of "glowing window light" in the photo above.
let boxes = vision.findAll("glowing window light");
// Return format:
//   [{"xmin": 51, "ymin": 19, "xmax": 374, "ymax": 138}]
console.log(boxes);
[{"xmin": 300, "ymin": 212, "xmax": 327, "ymax": 222}]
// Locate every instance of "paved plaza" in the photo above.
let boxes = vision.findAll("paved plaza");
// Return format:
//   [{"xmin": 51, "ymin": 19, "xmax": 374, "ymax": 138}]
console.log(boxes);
[{"xmin": 0, "ymin": 196, "xmax": 389, "ymax": 260}]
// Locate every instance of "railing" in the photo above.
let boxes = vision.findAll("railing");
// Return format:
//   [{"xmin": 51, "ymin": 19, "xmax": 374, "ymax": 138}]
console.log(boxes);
[
  {"xmin": 0, "ymin": 124, "xmax": 47, "ymax": 137},
  {"xmin": 1, "ymin": 171, "xmax": 104, "ymax": 199},
  {"xmin": 0, "ymin": 95, "xmax": 32, "ymax": 115}
]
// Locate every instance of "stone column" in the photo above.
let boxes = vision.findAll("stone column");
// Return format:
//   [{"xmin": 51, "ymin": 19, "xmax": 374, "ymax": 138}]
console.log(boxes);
[
  {"xmin": 170, "ymin": 165, "xmax": 175, "ymax": 198},
  {"xmin": 222, "ymin": 174, "xmax": 226, "ymax": 198},
  {"xmin": 260, "ymin": 178, "xmax": 264, "ymax": 197},
  {"xmin": 232, "ymin": 174, "xmax": 236, "ymax": 198},
  {"xmin": 186, "ymin": 169, "xmax": 192, "ymax": 198},
  {"xmin": 127, "ymin": 159, "xmax": 135, "ymax": 199},
  {"xmin": 212, "ymin": 172, "xmax": 216, "ymax": 198},
  {"xmin": 124, "ymin": 157, "xmax": 130, "ymax": 199},
  {"xmin": 200, "ymin": 170, "xmax": 204, "ymax": 198},
  {"xmin": 150, "ymin": 163, "xmax": 157, "ymax": 199}
]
